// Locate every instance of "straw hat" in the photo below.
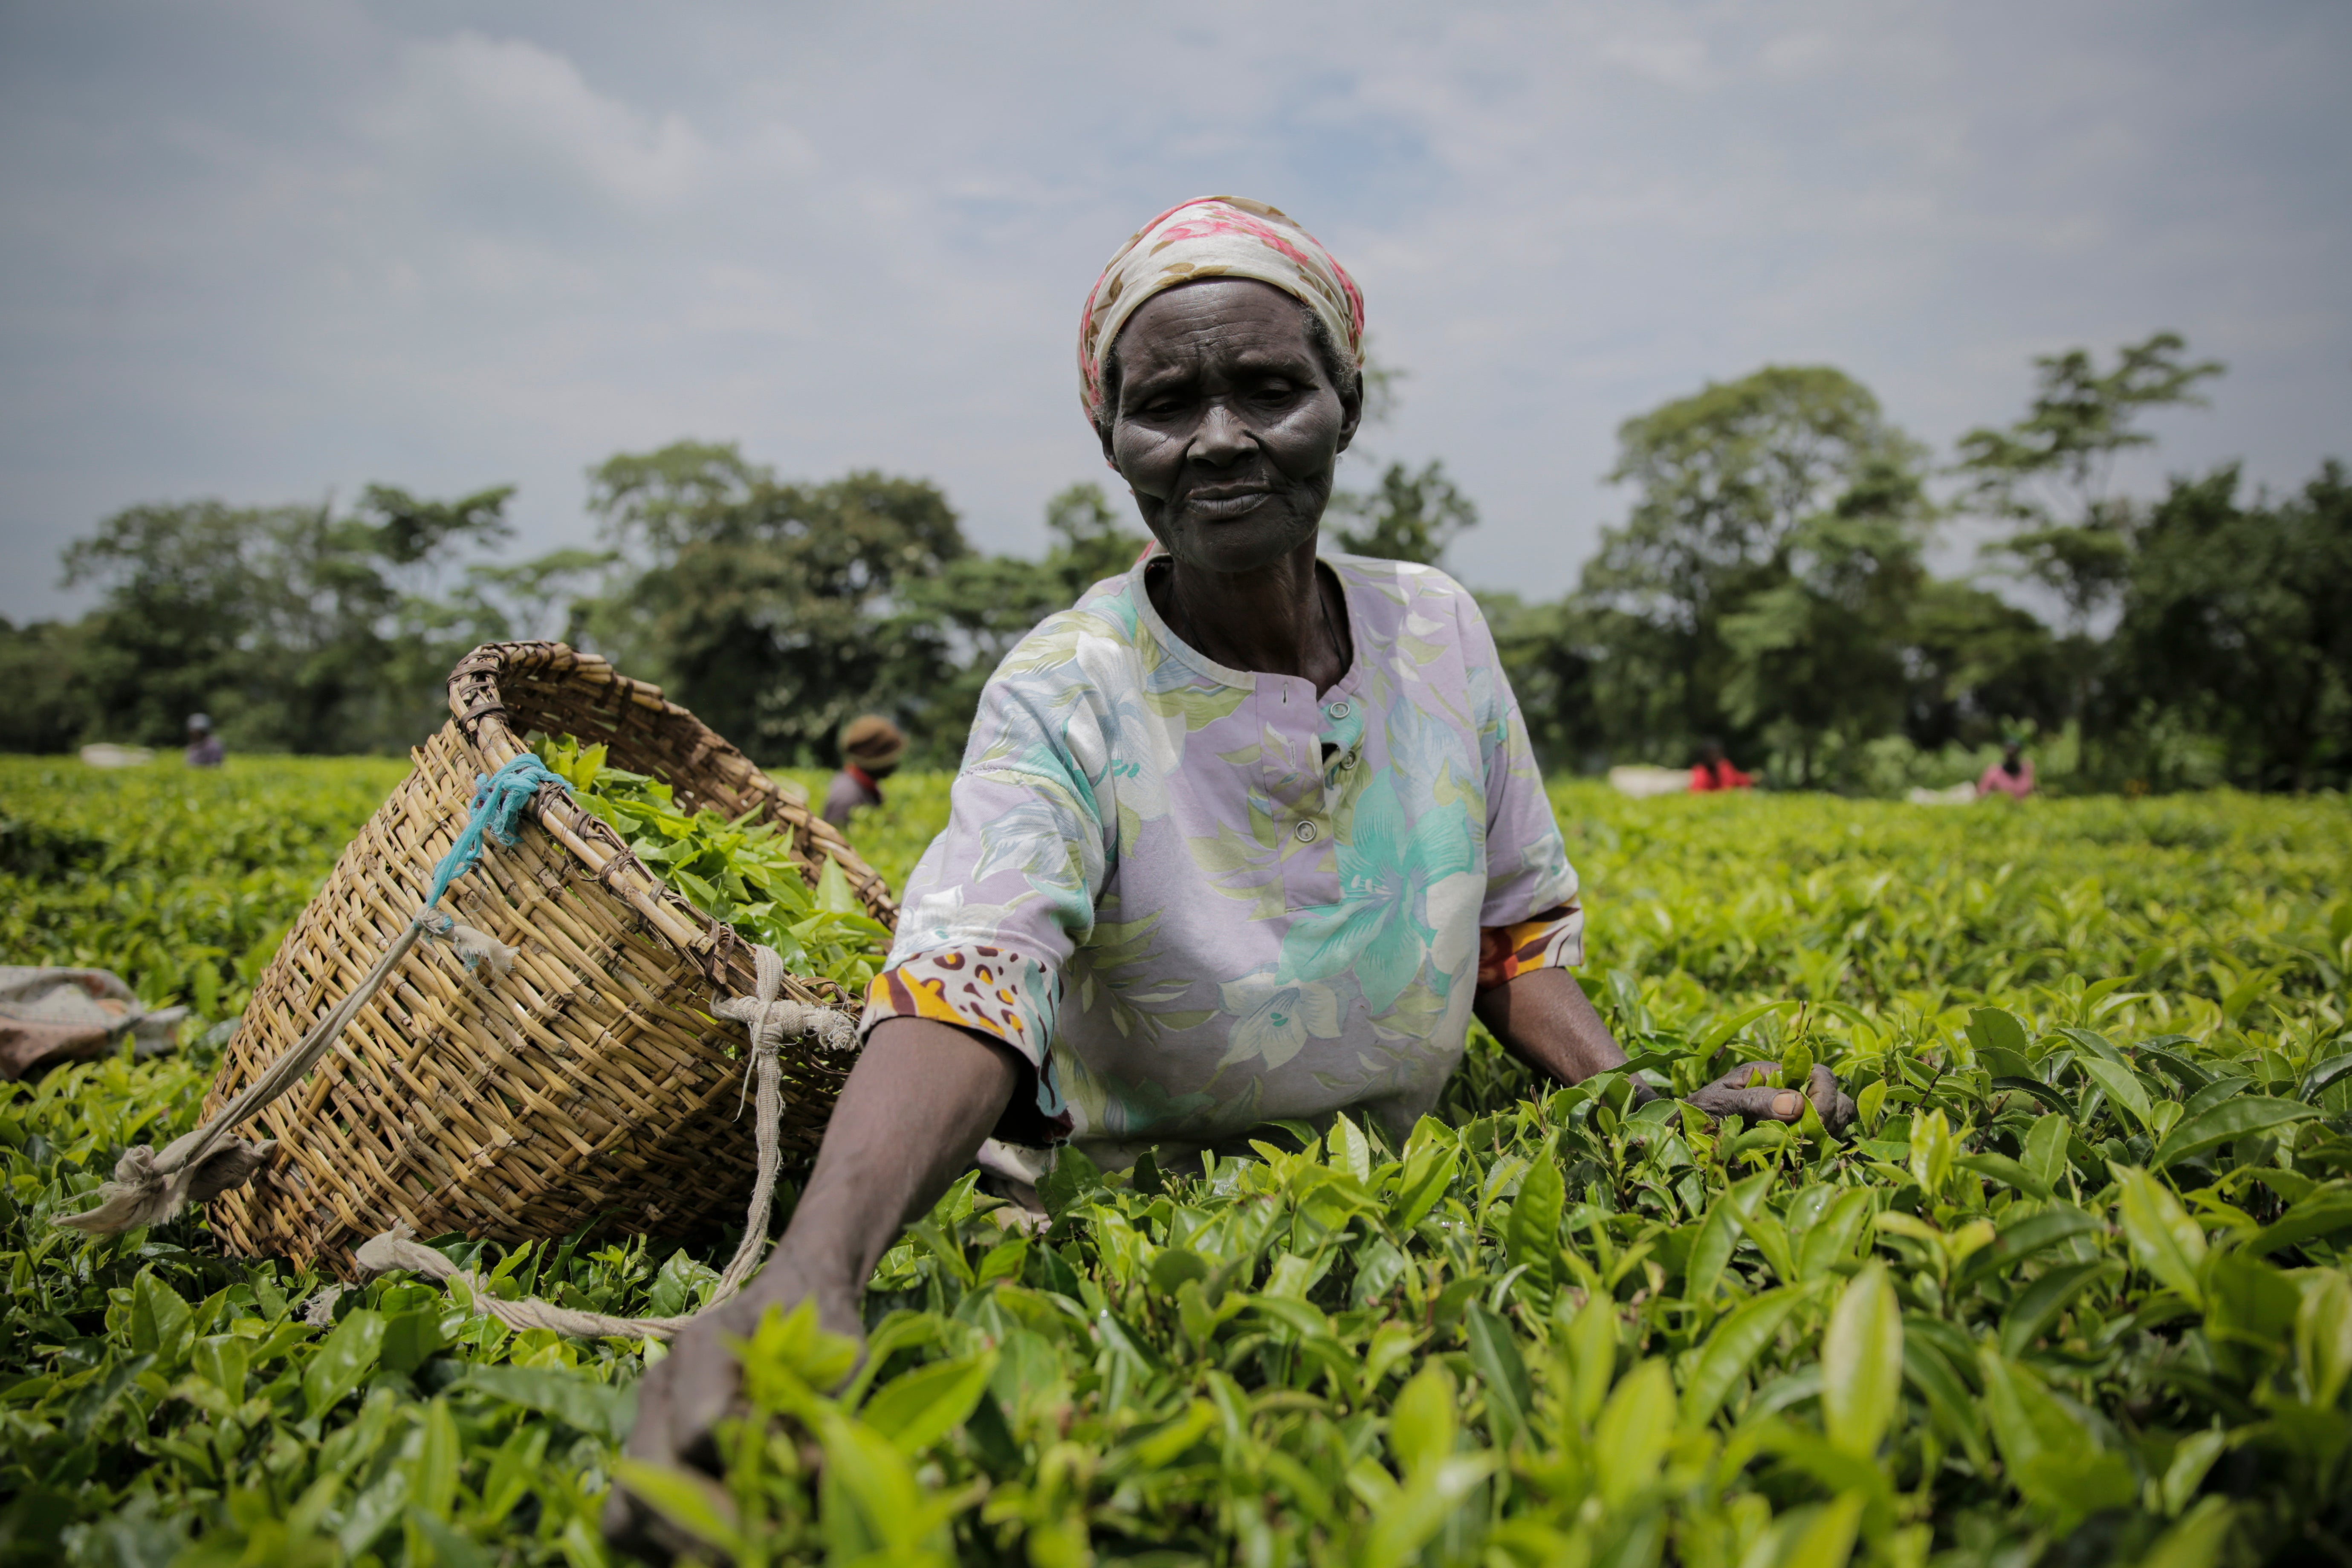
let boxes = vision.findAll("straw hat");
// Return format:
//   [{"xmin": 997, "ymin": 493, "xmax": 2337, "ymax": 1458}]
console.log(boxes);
[{"xmin": 841, "ymin": 715, "xmax": 906, "ymax": 770}]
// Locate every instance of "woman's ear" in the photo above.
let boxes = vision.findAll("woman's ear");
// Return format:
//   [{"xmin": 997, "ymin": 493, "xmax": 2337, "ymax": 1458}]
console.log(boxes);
[
  {"xmin": 1096, "ymin": 416, "xmax": 1118, "ymax": 471},
  {"xmin": 1334, "ymin": 369, "xmax": 1365, "ymax": 456}
]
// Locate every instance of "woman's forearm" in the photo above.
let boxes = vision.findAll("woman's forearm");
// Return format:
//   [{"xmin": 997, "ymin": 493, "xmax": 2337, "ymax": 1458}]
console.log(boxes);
[
  {"xmin": 1472, "ymin": 965, "xmax": 1629, "ymax": 1086},
  {"xmin": 754, "ymin": 1016, "xmax": 1022, "ymax": 1299}
]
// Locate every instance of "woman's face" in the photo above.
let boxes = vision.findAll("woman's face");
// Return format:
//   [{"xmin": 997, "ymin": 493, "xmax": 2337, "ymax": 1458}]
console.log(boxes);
[{"xmin": 1099, "ymin": 278, "xmax": 1361, "ymax": 576}]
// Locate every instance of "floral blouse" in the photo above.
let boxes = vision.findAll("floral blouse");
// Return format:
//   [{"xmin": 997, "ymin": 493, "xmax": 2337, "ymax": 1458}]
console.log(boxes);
[{"xmin": 860, "ymin": 552, "xmax": 1584, "ymax": 1166}]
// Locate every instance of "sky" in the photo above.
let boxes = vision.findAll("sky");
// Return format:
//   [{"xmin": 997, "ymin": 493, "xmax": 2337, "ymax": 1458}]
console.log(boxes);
[{"xmin": 3, "ymin": 0, "xmax": 2347, "ymax": 622}]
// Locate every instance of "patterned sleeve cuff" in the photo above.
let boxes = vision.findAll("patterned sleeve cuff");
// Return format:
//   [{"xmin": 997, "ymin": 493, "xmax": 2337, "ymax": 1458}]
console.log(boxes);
[
  {"xmin": 1475, "ymin": 900, "xmax": 1585, "ymax": 989},
  {"xmin": 862, "ymin": 950, "xmax": 1073, "ymax": 1144}
]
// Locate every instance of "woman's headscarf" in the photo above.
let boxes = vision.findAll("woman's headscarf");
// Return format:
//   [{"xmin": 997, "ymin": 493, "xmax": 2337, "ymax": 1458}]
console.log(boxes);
[{"xmin": 1078, "ymin": 196, "xmax": 1365, "ymax": 426}]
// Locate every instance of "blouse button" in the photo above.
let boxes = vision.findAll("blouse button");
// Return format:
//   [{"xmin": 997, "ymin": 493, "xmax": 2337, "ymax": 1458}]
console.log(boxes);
[
  {"xmin": 1328, "ymin": 700, "xmax": 1351, "ymax": 720},
  {"xmin": 1295, "ymin": 820, "xmax": 1319, "ymax": 843}
]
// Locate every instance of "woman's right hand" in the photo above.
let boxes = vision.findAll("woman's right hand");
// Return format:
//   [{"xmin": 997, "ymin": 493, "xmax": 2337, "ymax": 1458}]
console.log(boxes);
[
  {"xmin": 602, "ymin": 1255, "xmax": 864, "ymax": 1563},
  {"xmin": 601, "ymin": 1016, "xmax": 1023, "ymax": 1563}
]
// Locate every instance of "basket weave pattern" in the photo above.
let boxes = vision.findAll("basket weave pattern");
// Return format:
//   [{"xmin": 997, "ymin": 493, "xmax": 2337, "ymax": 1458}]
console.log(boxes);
[{"xmin": 204, "ymin": 642, "xmax": 895, "ymax": 1275}]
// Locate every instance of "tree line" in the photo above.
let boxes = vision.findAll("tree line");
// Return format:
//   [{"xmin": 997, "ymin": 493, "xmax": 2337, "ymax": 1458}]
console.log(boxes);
[
  {"xmin": 3, "ymin": 333, "xmax": 2344, "ymax": 791},
  {"xmin": 1493, "ymin": 334, "xmax": 2349, "ymax": 792}
]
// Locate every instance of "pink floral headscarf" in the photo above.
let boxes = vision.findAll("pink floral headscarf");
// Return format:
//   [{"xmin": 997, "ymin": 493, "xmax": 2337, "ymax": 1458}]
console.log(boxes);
[{"xmin": 1078, "ymin": 196, "xmax": 1365, "ymax": 426}]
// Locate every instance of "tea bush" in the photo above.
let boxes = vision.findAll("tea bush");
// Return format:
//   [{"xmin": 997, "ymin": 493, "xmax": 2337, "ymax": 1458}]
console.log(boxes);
[{"xmin": 2, "ymin": 755, "xmax": 2347, "ymax": 1566}]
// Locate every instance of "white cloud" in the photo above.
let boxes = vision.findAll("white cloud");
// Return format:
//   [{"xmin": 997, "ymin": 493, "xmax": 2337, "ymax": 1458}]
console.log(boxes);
[
  {"xmin": 365, "ymin": 32, "xmax": 720, "ymax": 210},
  {"xmin": 0, "ymin": 0, "xmax": 2345, "ymax": 625}
]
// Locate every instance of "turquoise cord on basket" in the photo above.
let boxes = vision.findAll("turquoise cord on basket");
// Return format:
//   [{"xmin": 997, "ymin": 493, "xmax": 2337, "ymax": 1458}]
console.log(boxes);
[{"xmin": 416, "ymin": 753, "xmax": 574, "ymax": 969}]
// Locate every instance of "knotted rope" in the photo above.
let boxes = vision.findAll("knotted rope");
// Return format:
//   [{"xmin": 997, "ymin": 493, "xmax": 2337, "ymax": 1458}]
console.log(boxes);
[
  {"xmin": 56, "ymin": 755, "xmax": 569, "ymax": 1235},
  {"xmin": 353, "ymin": 944, "xmax": 856, "ymax": 1339}
]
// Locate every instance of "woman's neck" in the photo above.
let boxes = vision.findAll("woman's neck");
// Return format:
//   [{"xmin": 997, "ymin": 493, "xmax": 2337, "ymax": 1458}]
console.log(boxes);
[{"xmin": 1151, "ymin": 535, "xmax": 1351, "ymax": 694}]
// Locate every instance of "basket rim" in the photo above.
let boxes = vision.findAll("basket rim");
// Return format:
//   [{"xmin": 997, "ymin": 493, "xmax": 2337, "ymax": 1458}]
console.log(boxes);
[{"xmin": 443, "ymin": 640, "xmax": 897, "ymax": 1001}]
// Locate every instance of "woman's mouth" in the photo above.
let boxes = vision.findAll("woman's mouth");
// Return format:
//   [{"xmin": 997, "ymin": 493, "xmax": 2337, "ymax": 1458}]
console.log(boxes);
[{"xmin": 1184, "ymin": 487, "xmax": 1270, "ymax": 521}]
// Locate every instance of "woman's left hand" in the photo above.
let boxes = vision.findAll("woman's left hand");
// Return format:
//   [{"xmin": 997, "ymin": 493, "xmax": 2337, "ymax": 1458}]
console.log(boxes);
[{"xmin": 1689, "ymin": 1061, "xmax": 1856, "ymax": 1135}]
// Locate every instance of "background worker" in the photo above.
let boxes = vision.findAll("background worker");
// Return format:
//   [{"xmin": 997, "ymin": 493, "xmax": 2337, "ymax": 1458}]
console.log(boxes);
[
  {"xmin": 821, "ymin": 714, "xmax": 906, "ymax": 827},
  {"xmin": 1978, "ymin": 735, "xmax": 2035, "ymax": 799},
  {"xmin": 183, "ymin": 715, "xmax": 224, "ymax": 768},
  {"xmin": 1690, "ymin": 737, "xmax": 1751, "ymax": 792}
]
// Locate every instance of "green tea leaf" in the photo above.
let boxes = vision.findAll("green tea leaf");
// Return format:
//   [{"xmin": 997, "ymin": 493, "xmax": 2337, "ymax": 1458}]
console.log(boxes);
[
  {"xmin": 1591, "ymin": 1358, "xmax": 1675, "ymax": 1508},
  {"xmin": 1682, "ymin": 1283, "xmax": 1813, "ymax": 1427},
  {"xmin": 2116, "ymin": 1166, "xmax": 2208, "ymax": 1305},
  {"xmin": 2076, "ymin": 1054, "xmax": 2155, "ymax": 1134},
  {"xmin": 1503, "ymin": 1154, "xmax": 1564, "ymax": 1301},
  {"xmin": 1958, "ymin": 1203, "xmax": 2099, "ymax": 1288},
  {"xmin": 1387, "ymin": 1364, "xmax": 1456, "ymax": 1479},
  {"xmin": 2022, "ymin": 1111, "xmax": 2073, "ymax": 1190},
  {"xmin": 1821, "ymin": 1263, "xmax": 1902, "ymax": 1458},
  {"xmin": 1775, "ymin": 1493, "xmax": 1865, "ymax": 1568},
  {"xmin": 458, "ymin": 1363, "xmax": 635, "ymax": 1443},
  {"xmin": 2297, "ymin": 1268, "xmax": 2352, "ymax": 1407},
  {"xmin": 1976, "ymin": 1348, "xmax": 2131, "ymax": 1528},
  {"xmin": 1562, "ymin": 1291, "xmax": 1618, "ymax": 1427},
  {"xmin": 1390, "ymin": 1148, "xmax": 1458, "ymax": 1232},
  {"xmin": 1698, "ymin": 1000, "xmax": 1799, "ymax": 1053},
  {"xmin": 2152, "ymin": 1096, "xmax": 2320, "ymax": 1169},
  {"xmin": 129, "ymin": 1270, "xmax": 194, "ymax": 1368},
  {"xmin": 1966, "ymin": 1007, "xmax": 2032, "ymax": 1062},
  {"xmin": 860, "ymin": 1351, "xmax": 997, "ymax": 1454},
  {"xmin": 1909, "ymin": 1108, "xmax": 1954, "ymax": 1198},
  {"xmin": 2139, "ymin": 1498, "xmax": 2236, "ymax": 1568},
  {"xmin": 612, "ymin": 1460, "xmax": 744, "ymax": 1557},
  {"xmin": 1462, "ymin": 1304, "xmax": 1532, "ymax": 1446},
  {"xmin": 1955, "ymin": 1152, "xmax": 2048, "ymax": 1200},
  {"xmin": 1794, "ymin": 1188, "xmax": 1873, "ymax": 1280},
  {"xmin": 302, "ymin": 1308, "xmax": 385, "ymax": 1420},
  {"xmin": 408, "ymin": 1398, "xmax": 461, "ymax": 1520},
  {"xmin": 1998, "ymin": 1261, "xmax": 2115, "ymax": 1358},
  {"xmin": 379, "ymin": 1307, "xmax": 447, "ymax": 1377},
  {"xmin": 1330, "ymin": 1112, "xmax": 1375, "ymax": 1183},
  {"xmin": 814, "ymin": 854, "xmax": 860, "ymax": 915}
]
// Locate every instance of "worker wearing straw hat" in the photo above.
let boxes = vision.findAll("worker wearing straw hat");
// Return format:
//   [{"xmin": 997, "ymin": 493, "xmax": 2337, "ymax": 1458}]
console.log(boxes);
[
  {"xmin": 184, "ymin": 714, "xmax": 224, "ymax": 768},
  {"xmin": 822, "ymin": 715, "xmax": 906, "ymax": 828}
]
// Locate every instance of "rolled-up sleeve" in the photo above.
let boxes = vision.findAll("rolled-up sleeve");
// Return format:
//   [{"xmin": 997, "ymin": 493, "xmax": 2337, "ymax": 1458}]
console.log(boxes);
[
  {"xmin": 859, "ymin": 671, "xmax": 1108, "ymax": 1139},
  {"xmin": 1454, "ymin": 590, "xmax": 1584, "ymax": 983}
]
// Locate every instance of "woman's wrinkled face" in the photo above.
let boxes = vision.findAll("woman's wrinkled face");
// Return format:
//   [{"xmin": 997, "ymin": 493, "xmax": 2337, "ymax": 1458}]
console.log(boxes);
[{"xmin": 1099, "ymin": 279, "xmax": 1361, "ymax": 576}]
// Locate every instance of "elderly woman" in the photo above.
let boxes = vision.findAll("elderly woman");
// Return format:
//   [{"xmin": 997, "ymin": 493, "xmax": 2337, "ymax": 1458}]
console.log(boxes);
[{"xmin": 614, "ymin": 197, "xmax": 1850, "ymax": 1514}]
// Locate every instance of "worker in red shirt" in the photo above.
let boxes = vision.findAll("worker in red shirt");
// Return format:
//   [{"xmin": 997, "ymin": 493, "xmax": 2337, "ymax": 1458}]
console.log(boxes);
[
  {"xmin": 1976, "ymin": 735, "xmax": 2035, "ymax": 800},
  {"xmin": 1690, "ymin": 738, "xmax": 1753, "ymax": 793}
]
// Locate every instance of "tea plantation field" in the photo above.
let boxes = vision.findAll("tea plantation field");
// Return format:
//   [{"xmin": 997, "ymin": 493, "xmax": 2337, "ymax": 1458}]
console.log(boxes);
[{"xmin": 2, "ymin": 755, "xmax": 2348, "ymax": 1567}]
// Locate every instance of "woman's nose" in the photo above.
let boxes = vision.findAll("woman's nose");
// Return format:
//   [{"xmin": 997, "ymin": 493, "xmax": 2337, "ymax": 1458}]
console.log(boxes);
[{"xmin": 1188, "ymin": 402, "xmax": 1254, "ymax": 465}]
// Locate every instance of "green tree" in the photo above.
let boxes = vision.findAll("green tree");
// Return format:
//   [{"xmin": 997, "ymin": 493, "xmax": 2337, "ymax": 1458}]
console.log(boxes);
[
  {"xmin": 1716, "ymin": 458, "xmax": 1930, "ymax": 783},
  {"xmin": 1478, "ymin": 592, "xmax": 1601, "ymax": 772},
  {"xmin": 0, "ymin": 618, "xmax": 90, "ymax": 753},
  {"xmin": 1899, "ymin": 580, "xmax": 2069, "ymax": 752},
  {"xmin": 1574, "ymin": 365, "xmax": 1933, "ymax": 775},
  {"xmin": 1039, "ymin": 481, "xmax": 1150, "ymax": 593},
  {"xmin": 2103, "ymin": 462, "xmax": 2352, "ymax": 790},
  {"xmin": 898, "ymin": 483, "xmax": 1147, "ymax": 767},
  {"xmin": 1329, "ymin": 460, "xmax": 1478, "ymax": 566},
  {"xmin": 586, "ymin": 442, "xmax": 969, "ymax": 766},
  {"xmin": 1955, "ymin": 332, "xmax": 2223, "ymax": 628},
  {"xmin": 57, "ymin": 484, "xmax": 519, "ymax": 752}
]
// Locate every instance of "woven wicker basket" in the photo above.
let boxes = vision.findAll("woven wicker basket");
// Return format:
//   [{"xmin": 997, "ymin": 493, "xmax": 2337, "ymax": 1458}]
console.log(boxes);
[{"xmin": 203, "ymin": 642, "xmax": 897, "ymax": 1276}]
